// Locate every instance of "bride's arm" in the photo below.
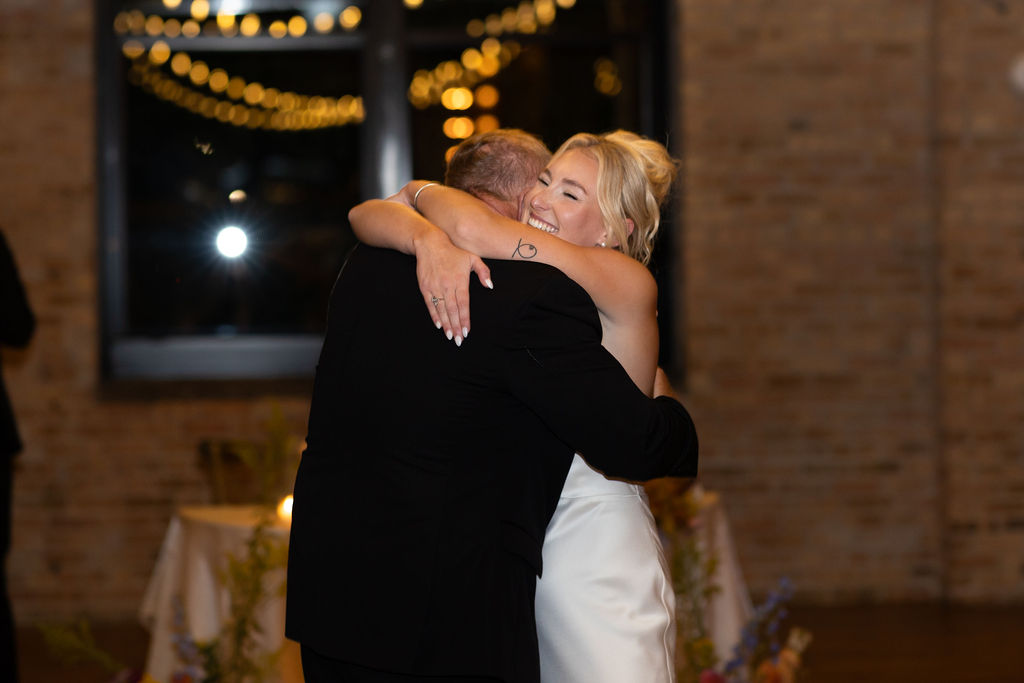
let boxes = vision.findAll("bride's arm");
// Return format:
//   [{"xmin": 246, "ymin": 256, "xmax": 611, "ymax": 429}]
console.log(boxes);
[
  {"xmin": 408, "ymin": 181, "xmax": 658, "ymax": 331},
  {"xmin": 348, "ymin": 198, "xmax": 490, "ymax": 342}
]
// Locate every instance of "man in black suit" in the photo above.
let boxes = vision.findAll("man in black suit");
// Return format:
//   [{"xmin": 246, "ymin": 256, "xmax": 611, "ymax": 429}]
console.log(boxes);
[
  {"xmin": 285, "ymin": 133, "xmax": 698, "ymax": 683},
  {"xmin": 0, "ymin": 228, "xmax": 34, "ymax": 683}
]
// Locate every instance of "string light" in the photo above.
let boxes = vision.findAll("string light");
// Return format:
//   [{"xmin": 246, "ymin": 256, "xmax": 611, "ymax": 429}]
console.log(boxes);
[
  {"xmin": 339, "ymin": 6, "xmax": 362, "ymax": 30},
  {"xmin": 116, "ymin": 0, "xmax": 577, "ymax": 131},
  {"xmin": 181, "ymin": 19, "xmax": 201, "ymax": 37},
  {"xmin": 461, "ymin": 48, "xmax": 482, "ymax": 71},
  {"xmin": 145, "ymin": 15, "xmax": 165, "ymax": 36},
  {"xmin": 476, "ymin": 114, "xmax": 500, "ymax": 133},
  {"xmin": 239, "ymin": 13, "xmax": 260, "ymax": 36},
  {"xmin": 122, "ymin": 40, "xmax": 145, "ymax": 59},
  {"xmin": 164, "ymin": 18, "xmax": 182, "ymax": 38},
  {"xmin": 287, "ymin": 15, "xmax": 307, "ymax": 37},
  {"xmin": 129, "ymin": 59, "xmax": 365, "ymax": 131},
  {"xmin": 127, "ymin": 10, "xmax": 145, "ymax": 34},
  {"xmin": 267, "ymin": 20, "xmax": 287, "ymax": 38},
  {"xmin": 170, "ymin": 52, "xmax": 191, "ymax": 76},
  {"xmin": 594, "ymin": 57, "xmax": 622, "ymax": 96},
  {"xmin": 148, "ymin": 40, "xmax": 171, "ymax": 65},
  {"xmin": 216, "ymin": 13, "xmax": 235, "ymax": 31},
  {"xmin": 313, "ymin": 12, "xmax": 334, "ymax": 34},
  {"xmin": 443, "ymin": 116, "xmax": 474, "ymax": 139},
  {"xmin": 190, "ymin": 0, "xmax": 210, "ymax": 22},
  {"xmin": 441, "ymin": 87, "xmax": 473, "ymax": 110},
  {"xmin": 188, "ymin": 61, "xmax": 209, "ymax": 86},
  {"xmin": 114, "ymin": 0, "xmax": 562, "ymax": 43},
  {"xmin": 475, "ymin": 84, "xmax": 499, "ymax": 109}
]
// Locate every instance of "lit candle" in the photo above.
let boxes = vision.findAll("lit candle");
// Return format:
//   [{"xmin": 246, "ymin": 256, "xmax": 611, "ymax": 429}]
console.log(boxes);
[{"xmin": 277, "ymin": 494, "xmax": 294, "ymax": 523}]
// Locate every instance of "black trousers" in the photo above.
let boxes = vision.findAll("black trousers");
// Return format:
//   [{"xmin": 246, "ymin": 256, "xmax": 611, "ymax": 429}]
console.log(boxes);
[
  {"xmin": 1, "ymin": 457, "xmax": 16, "ymax": 683},
  {"xmin": 300, "ymin": 646, "xmax": 500, "ymax": 683}
]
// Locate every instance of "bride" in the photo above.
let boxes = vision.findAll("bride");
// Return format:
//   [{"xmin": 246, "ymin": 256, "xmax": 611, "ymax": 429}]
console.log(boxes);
[{"xmin": 350, "ymin": 129, "xmax": 682, "ymax": 683}]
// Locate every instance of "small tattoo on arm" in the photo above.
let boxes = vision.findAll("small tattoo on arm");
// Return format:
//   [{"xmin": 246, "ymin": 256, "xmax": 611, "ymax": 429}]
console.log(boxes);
[{"xmin": 512, "ymin": 237, "xmax": 538, "ymax": 260}]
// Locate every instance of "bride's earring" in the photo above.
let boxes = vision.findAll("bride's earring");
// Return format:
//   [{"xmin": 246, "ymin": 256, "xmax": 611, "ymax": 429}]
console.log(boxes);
[{"xmin": 597, "ymin": 234, "xmax": 607, "ymax": 248}]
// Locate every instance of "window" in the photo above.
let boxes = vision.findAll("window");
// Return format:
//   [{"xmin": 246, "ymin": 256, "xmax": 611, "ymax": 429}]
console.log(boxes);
[{"xmin": 98, "ymin": 0, "xmax": 672, "ymax": 382}]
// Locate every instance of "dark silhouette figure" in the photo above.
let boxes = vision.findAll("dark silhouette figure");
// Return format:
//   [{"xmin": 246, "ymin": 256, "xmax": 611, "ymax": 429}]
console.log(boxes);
[{"xmin": 0, "ymin": 228, "xmax": 34, "ymax": 683}]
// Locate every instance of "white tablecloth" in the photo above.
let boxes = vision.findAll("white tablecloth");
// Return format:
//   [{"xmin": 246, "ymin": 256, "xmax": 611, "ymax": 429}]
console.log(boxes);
[
  {"xmin": 696, "ymin": 490, "xmax": 754, "ymax": 665},
  {"xmin": 138, "ymin": 497, "xmax": 750, "ymax": 681},
  {"xmin": 139, "ymin": 505, "xmax": 300, "ymax": 683}
]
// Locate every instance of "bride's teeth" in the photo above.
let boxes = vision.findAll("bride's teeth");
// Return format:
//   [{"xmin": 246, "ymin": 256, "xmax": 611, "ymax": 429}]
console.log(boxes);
[{"xmin": 527, "ymin": 217, "xmax": 557, "ymax": 234}]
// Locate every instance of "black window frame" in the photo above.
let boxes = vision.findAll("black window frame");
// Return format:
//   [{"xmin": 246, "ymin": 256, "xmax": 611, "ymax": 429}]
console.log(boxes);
[{"xmin": 96, "ymin": 0, "xmax": 676, "ymax": 385}]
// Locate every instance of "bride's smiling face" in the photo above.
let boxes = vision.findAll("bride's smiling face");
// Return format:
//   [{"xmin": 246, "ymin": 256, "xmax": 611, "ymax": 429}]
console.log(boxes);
[{"xmin": 520, "ymin": 149, "xmax": 607, "ymax": 248}]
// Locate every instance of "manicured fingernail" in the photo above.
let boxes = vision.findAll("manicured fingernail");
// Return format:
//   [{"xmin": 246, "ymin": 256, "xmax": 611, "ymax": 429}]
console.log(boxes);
[
  {"xmin": 455, "ymin": 335, "xmax": 463, "ymax": 347},
  {"xmin": 485, "ymin": 278, "xmax": 494, "ymax": 289},
  {"xmin": 462, "ymin": 327, "xmax": 469, "ymax": 339},
  {"xmin": 446, "ymin": 329, "xmax": 453, "ymax": 340},
  {"xmin": 435, "ymin": 320, "xmax": 442, "ymax": 329}
]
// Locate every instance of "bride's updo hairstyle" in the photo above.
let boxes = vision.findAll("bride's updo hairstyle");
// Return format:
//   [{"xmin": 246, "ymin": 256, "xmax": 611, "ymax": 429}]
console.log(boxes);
[{"xmin": 553, "ymin": 130, "xmax": 678, "ymax": 266}]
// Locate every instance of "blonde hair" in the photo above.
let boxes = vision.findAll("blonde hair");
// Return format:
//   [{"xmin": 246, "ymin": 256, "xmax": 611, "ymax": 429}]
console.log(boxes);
[{"xmin": 553, "ymin": 130, "xmax": 678, "ymax": 266}]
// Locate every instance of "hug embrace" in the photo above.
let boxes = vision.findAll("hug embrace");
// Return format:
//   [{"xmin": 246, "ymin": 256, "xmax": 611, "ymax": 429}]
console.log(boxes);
[{"xmin": 285, "ymin": 128, "xmax": 698, "ymax": 683}]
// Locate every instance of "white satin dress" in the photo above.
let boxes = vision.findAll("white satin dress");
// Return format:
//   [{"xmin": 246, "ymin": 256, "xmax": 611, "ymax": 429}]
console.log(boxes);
[{"xmin": 536, "ymin": 453, "xmax": 677, "ymax": 683}]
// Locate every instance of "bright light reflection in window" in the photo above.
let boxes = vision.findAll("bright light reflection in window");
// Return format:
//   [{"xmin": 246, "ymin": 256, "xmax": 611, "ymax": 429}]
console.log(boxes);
[{"xmin": 216, "ymin": 226, "xmax": 248, "ymax": 257}]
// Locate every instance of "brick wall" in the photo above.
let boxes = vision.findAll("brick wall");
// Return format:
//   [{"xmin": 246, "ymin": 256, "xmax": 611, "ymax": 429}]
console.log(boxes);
[
  {"xmin": 0, "ymin": 1, "xmax": 311, "ymax": 621},
  {"xmin": 680, "ymin": 0, "xmax": 1023, "ymax": 602},
  {"xmin": 0, "ymin": 0, "xmax": 1021, "ymax": 623},
  {"xmin": 934, "ymin": 0, "xmax": 1024, "ymax": 601}
]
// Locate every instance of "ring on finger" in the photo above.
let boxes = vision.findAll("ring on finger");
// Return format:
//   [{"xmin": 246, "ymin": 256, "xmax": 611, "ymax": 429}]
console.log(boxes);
[{"xmin": 431, "ymin": 295, "xmax": 444, "ymax": 306}]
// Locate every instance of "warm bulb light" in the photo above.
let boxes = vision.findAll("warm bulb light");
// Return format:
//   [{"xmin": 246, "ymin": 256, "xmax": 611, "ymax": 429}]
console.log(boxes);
[
  {"xmin": 339, "ymin": 6, "xmax": 362, "ymax": 30},
  {"xmin": 268, "ymin": 20, "xmax": 287, "ymax": 38},
  {"xmin": 190, "ymin": 0, "xmax": 210, "ymax": 22},
  {"xmin": 277, "ymin": 495, "xmax": 294, "ymax": 522},
  {"xmin": 313, "ymin": 12, "xmax": 334, "ymax": 33}
]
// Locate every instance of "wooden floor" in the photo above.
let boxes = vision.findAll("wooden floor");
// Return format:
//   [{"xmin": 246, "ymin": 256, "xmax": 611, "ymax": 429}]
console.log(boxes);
[
  {"xmin": 14, "ymin": 604, "xmax": 1024, "ymax": 682},
  {"xmin": 787, "ymin": 604, "xmax": 1024, "ymax": 683}
]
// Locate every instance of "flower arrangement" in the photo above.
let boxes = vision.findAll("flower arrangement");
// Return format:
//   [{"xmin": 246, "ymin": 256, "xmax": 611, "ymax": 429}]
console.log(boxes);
[
  {"xmin": 644, "ymin": 481, "xmax": 812, "ymax": 683},
  {"xmin": 719, "ymin": 577, "xmax": 812, "ymax": 683}
]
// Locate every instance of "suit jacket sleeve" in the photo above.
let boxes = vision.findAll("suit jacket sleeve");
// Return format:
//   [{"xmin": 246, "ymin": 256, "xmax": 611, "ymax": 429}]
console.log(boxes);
[
  {"xmin": 0, "ymin": 230, "xmax": 34, "ymax": 348},
  {"xmin": 503, "ymin": 271, "xmax": 697, "ymax": 481}
]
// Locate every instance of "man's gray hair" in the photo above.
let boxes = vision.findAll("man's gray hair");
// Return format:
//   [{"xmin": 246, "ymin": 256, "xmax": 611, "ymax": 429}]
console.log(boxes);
[{"xmin": 444, "ymin": 129, "xmax": 551, "ymax": 207}]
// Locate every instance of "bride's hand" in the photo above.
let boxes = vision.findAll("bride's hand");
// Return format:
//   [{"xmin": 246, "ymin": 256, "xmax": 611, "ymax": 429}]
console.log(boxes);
[{"xmin": 414, "ymin": 228, "xmax": 492, "ymax": 345}]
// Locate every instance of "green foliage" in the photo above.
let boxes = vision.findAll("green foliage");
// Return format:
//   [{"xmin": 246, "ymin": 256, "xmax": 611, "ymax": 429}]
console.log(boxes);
[
  {"xmin": 174, "ymin": 508, "xmax": 289, "ymax": 683},
  {"xmin": 214, "ymin": 510, "xmax": 288, "ymax": 682},
  {"xmin": 228, "ymin": 404, "xmax": 303, "ymax": 506},
  {"xmin": 37, "ymin": 620, "xmax": 124, "ymax": 673}
]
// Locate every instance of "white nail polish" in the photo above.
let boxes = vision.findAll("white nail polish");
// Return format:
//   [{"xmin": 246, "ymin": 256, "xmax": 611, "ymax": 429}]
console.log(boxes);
[
  {"xmin": 446, "ymin": 330, "xmax": 453, "ymax": 340},
  {"xmin": 462, "ymin": 327, "xmax": 469, "ymax": 338},
  {"xmin": 485, "ymin": 278, "xmax": 494, "ymax": 289},
  {"xmin": 435, "ymin": 320, "xmax": 442, "ymax": 329},
  {"xmin": 455, "ymin": 336, "xmax": 463, "ymax": 347}
]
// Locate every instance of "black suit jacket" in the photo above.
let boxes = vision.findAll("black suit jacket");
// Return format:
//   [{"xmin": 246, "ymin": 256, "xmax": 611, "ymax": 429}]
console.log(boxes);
[
  {"xmin": 0, "ymin": 230, "xmax": 34, "ymax": 458},
  {"xmin": 285, "ymin": 246, "xmax": 697, "ymax": 683}
]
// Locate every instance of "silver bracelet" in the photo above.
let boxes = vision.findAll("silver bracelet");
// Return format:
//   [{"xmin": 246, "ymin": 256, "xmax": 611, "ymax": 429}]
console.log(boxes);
[{"xmin": 412, "ymin": 182, "xmax": 439, "ymax": 212}]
